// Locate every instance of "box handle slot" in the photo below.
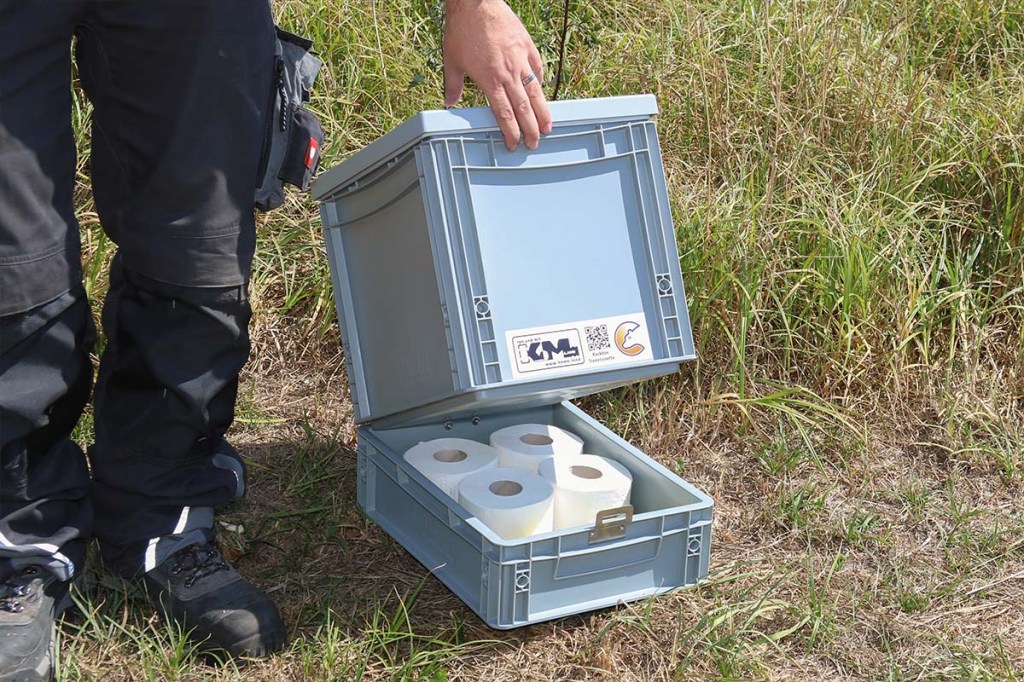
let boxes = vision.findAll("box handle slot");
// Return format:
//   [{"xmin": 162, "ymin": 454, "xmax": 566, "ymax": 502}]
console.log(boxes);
[
  {"xmin": 588, "ymin": 505, "xmax": 633, "ymax": 544},
  {"xmin": 554, "ymin": 534, "xmax": 662, "ymax": 580},
  {"xmin": 457, "ymin": 149, "xmax": 647, "ymax": 174}
]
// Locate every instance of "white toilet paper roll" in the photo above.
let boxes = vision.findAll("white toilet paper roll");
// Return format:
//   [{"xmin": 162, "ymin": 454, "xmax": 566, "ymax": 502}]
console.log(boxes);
[
  {"xmin": 403, "ymin": 438, "xmax": 499, "ymax": 498},
  {"xmin": 538, "ymin": 455, "xmax": 633, "ymax": 530},
  {"xmin": 489, "ymin": 423, "xmax": 585, "ymax": 474},
  {"xmin": 457, "ymin": 467, "xmax": 555, "ymax": 540}
]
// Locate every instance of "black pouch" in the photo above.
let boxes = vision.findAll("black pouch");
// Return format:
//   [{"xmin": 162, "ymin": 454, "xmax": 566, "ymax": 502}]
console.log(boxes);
[{"xmin": 254, "ymin": 27, "xmax": 324, "ymax": 212}]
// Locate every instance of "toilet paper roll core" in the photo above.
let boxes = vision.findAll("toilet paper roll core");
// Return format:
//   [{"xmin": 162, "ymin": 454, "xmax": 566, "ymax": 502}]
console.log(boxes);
[
  {"xmin": 568, "ymin": 465, "xmax": 602, "ymax": 479},
  {"xmin": 434, "ymin": 449, "xmax": 468, "ymax": 462}
]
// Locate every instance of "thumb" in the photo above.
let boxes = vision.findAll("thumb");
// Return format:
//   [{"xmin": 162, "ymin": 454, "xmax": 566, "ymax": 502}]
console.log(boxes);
[{"xmin": 443, "ymin": 62, "xmax": 465, "ymax": 108}]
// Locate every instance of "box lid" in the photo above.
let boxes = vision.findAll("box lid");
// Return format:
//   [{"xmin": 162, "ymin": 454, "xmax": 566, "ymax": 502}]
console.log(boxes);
[{"xmin": 315, "ymin": 94, "xmax": 695, "ymax": 428}]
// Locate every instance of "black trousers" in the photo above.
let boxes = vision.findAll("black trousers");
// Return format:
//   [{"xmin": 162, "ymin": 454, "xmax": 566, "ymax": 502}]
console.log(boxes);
[{"xmin": 0, "ymin": 2, "xmax": 275, "ymax": 577}]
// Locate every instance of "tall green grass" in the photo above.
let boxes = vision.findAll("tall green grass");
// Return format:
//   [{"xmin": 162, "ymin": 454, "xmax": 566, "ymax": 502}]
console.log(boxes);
[
  {"xmin": 73, "ymin": 1, "xmax": 1024, "ymax": 427},
  {"xmin": 258, "ymin": 0, "xmax": 1024, "ymax": 420},
  {"xmin": 63, "ymin": 1, "xmax": 1024, "ymax": 678}
]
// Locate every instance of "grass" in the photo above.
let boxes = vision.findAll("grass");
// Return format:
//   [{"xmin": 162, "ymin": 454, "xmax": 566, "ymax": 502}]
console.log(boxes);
[{"xmin": 58, "ymin": 0, "xmax": 1024, "ymax": 679}]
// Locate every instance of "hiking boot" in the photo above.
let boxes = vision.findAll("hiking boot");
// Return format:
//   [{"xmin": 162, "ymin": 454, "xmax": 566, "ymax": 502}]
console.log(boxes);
[
  {"xmin": 0, "ymin": 564, "xmax": 72, "ymax": 682},
  {"xmin": 142, "ymin": 542, "xmax": 286, "ymax": 659}
]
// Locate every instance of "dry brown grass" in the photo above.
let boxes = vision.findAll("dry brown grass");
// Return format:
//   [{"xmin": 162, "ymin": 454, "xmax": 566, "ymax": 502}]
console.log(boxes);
[{"xmin": 60, "ymin": 0, "xmax": 1024, "ymax": 679}]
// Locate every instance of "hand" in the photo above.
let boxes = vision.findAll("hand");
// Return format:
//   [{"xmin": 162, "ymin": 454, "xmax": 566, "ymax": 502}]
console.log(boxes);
[{"xmin": 443, "ymin": 0, "xmax": 552, "ymax": 151}]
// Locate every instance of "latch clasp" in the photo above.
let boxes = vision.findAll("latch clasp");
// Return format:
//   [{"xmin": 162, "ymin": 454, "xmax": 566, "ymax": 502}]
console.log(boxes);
[{"xmin": 588, "ymin": 505, "xmax": 633, "ymax": 544}]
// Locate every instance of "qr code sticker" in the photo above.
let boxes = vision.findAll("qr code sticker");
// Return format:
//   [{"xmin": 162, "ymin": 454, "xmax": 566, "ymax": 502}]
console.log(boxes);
[{"xmin": 585, "ymin": 324, "xmax": 611, "ymax": 351}]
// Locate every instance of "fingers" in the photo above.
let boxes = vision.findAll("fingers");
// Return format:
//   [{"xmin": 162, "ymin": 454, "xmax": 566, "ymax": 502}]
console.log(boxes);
[
  {"xmin": 490, "ymin": 66, "xmax": 549, "ymax": 152},
  {"xmin": 529, "ymin": 46, "xmax": 545, "ymax": 86},
  {"xmin": 528, "ymin": 49, "xmax": 551, "ymax": 135},
  {"xmin": 508, "ymin": 78, "xmax": 542, "ymax": 150},
  {"xmin": 486, "ymin": 86, "xmax": 521, "ymax": 152},
  {"xmin": 444, "ymin": 62, "xmax": 465, "ymax": 108}
]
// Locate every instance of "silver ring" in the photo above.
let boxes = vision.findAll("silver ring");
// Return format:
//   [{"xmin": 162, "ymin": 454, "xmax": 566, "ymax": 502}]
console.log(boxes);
[{"xmin": 521, "ymin": 71, "xmax": 537, "ymax": 87}]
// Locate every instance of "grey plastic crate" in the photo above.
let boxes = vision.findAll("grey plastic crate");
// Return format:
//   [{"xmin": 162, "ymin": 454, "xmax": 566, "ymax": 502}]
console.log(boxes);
[
  {"xmin": 314, "ymin": 95, "xmax": 713, "ymax": 629},
  {"xmin": 313, "ymin": 95, "xmax": 695, "ymax": 427},
  {"xmin": 357, "ymin": 401, "xmax": 713, "ymax": 629}
]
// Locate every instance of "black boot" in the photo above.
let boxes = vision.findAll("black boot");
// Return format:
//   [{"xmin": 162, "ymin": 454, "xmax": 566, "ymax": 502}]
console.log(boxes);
[
  {"xmin": 142, "ymin": 542, "xmax": 286, "ymax": 659},
  {"xmin": 0, "ymin": 565, "xmax": 72, "ymax": 682}
]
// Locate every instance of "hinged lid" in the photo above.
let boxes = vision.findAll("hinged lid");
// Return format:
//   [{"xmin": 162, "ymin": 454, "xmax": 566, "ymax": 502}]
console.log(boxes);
[{"xmin": 314, "ymin": 95, "xmax": 695, "ymax": 428}]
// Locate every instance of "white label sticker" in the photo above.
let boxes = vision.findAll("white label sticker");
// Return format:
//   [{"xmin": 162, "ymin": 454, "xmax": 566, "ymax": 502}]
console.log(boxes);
[{"xmin": 506, "ymin": 313, "xmax": 655, "ymax": 380}]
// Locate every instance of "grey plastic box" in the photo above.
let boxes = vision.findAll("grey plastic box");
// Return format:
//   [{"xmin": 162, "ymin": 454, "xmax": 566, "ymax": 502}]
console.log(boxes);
[
  {"xmin": 358, "ymin": 402, "xmax": 712, "ymax": 629},
  {"xmin": 312, "ymin": 95, "xmax": 713, "ymax": 629},
  {"xmin": 313, "ymin": 95, "xmax": 696, "ymax": 428}
]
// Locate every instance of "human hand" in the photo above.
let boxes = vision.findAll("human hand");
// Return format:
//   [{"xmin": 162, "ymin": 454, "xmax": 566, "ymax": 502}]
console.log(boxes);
[{"xmin": 443, "ymin": 0, "xmax": 552, "ymax": 151}]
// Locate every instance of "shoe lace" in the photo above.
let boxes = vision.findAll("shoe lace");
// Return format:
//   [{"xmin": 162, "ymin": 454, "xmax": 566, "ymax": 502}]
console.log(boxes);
[
  {"xmin": 169, "ymin": 544, "xmax": 231, "ymax": 589},
  {"xmin": 0, "ymin": 565, "xmax": 39, "ymax": 614}
]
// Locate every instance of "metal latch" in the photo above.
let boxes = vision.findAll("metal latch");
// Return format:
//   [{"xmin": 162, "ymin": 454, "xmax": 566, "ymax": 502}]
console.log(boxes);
[{"xmin": 588, "ymin": 505, "xmax": 633, "ymax": 544}]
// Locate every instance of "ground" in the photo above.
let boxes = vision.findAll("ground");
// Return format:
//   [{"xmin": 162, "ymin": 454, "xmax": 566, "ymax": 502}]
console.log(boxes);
[{"xmin": 60, "ymin": 1, "xmax": 1022, "ymax": 680}]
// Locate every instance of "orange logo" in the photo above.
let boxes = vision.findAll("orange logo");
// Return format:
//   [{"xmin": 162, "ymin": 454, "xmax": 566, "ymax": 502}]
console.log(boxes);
[{"xmin": 614, "ymin": 321, "xmax": 645, "ymax": 356}]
